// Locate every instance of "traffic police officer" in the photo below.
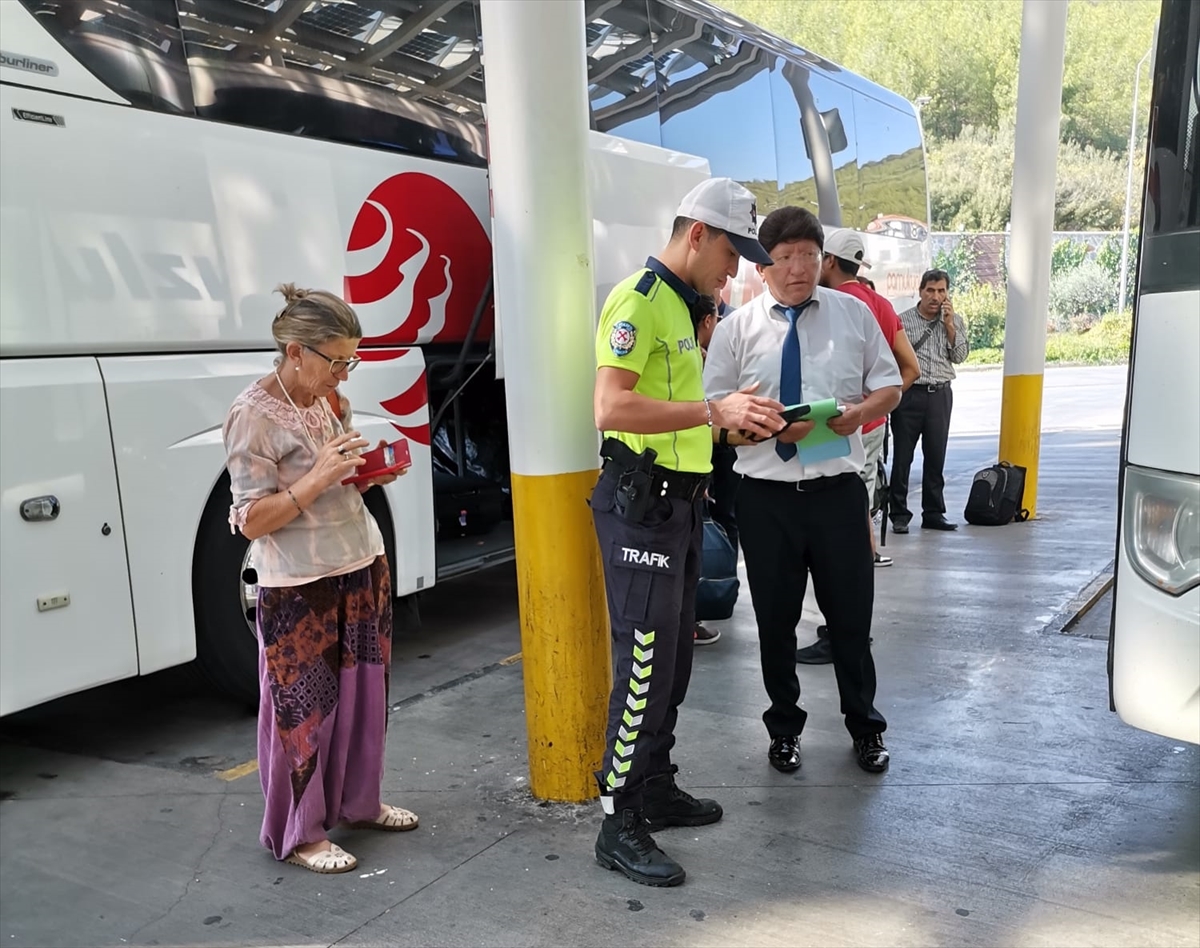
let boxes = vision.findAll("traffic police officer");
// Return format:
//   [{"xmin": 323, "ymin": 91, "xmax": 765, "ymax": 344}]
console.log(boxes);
[{"xmin": 590, "ymin": 177, "xmax": 784, "ymax": 887}]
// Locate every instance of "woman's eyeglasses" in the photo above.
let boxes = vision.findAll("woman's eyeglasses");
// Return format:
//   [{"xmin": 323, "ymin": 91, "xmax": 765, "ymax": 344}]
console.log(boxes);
[{"xmin": 305, "ymin": 345, "xmax": 362, "ymax": 374}]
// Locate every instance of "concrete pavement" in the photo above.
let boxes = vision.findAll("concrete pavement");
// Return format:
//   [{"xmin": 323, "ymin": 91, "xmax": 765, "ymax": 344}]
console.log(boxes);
[{"xmin": 1, "ymin": 365, "xmax": 1196, "ymax": 948}]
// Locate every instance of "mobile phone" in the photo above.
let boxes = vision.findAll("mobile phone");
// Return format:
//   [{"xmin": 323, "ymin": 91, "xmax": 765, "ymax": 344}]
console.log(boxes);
[
  {"xmin": 781, "ymin": 403, "xmax": 811, "ymax": 424},
  {"xmin": 341, "ymin": 438, "xmax": 412, "ymax": 486}
]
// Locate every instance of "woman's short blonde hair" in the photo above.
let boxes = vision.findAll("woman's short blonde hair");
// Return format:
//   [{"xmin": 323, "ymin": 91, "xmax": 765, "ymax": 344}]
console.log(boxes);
[{"xmin": 271, "ymin": 283, "xmax": 363, "ymax": 362}]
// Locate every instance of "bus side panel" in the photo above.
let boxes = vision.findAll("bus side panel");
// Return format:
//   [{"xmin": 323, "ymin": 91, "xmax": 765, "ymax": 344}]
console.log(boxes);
[
  {"xmin": 586, "ymin": 131, "xmax": 710, "ymax": 325},
  {"xmin": 1112, "ymin": 287, "xmax": 1200, "ymax": 745},
  {"xmin": 1112, "ymin": 550, "xmax": 1200, "ymax": 745},
  {"xmin": 98, "ymin": 351, "xmax": 435, "ymax": 675},
  {"xmin": 99, "ymin": 353, "xmax": 273, "ymax": 674},
  {"xmin": 1125, "ymin": 289, "xmax": 1200, "ymax": 477},
  {"xmin": 0, "ymin": 358, "xmax": 138, "ymax": 715},
  {"xmin": 0, "ymin": 85, "xmax": 491, "ymax": 357}
]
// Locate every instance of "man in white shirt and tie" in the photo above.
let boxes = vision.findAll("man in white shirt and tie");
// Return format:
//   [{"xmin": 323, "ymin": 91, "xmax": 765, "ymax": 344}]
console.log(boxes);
[{"xmin": 703, "ymin": 206, "xmax": 902, "ymax": 774}]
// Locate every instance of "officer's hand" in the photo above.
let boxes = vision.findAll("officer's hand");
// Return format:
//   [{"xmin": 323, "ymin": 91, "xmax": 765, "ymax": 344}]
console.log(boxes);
[
  {"xmin": 710, "ymin": 384, "xmax": 785, "ymax": 441},
  {"xmin": 776, "ymin": 420, "xmax": 815, "ymax": 444}
]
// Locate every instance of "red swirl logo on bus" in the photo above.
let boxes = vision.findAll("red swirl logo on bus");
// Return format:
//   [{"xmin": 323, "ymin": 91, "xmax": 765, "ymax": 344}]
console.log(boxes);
[{"xmin": 345, "ymin": 172, "xmax": 493, "ymax": 345}]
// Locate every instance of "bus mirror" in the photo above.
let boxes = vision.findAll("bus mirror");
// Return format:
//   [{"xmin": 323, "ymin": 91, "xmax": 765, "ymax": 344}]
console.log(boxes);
[{"xmin": 821, "ymin": 108, "xmax": 849, "ymax": 154}]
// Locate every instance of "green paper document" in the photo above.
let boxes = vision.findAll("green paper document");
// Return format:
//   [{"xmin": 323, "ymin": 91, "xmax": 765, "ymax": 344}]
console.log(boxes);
[{"xmin": 783, "ymin": 399, "xmax": 852, "ymax": 463}]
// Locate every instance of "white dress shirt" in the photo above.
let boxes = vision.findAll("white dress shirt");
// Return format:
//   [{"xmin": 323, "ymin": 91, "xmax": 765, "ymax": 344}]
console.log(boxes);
[{"xmin": 703, "ymin": 285, "xmax": 902, "ymax": 482}]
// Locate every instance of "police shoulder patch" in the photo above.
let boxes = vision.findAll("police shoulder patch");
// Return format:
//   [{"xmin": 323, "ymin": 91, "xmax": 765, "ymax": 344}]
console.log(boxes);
[{"xmin": 609, "ymin": 320, "xmax": 637, "ymax": 357}]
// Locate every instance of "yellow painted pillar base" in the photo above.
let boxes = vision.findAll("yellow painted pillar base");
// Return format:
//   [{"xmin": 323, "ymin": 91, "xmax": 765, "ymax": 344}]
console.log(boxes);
[
  {"xmin": 510, "ymin": 468, "xmax": 611, "ymax": 802},
  {"xmin": 998, "ymin": 372, "xmax": 1045, "ymax": 518}
]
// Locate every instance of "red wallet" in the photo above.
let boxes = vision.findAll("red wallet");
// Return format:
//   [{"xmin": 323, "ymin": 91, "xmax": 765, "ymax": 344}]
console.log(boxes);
[{"xmin": 341, "ymin": 438, "xmax": 412, "ymax": 486}]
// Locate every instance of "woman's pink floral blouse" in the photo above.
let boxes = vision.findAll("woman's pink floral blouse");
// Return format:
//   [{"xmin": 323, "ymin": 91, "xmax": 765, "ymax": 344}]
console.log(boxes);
[{"xmin": 223, "ymin": 383, "xmax": 384, "ymax": 587}]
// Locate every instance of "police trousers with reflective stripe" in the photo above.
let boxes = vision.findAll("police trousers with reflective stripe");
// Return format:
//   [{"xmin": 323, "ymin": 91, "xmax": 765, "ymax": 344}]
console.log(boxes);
[{"xmin": 589, "ymin": 467, "xmax": 704, "ymax": 812}]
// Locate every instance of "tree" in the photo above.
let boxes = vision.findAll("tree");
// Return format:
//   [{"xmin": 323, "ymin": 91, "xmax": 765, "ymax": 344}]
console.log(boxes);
[
  {"xmin": 718, "ymin": 0, "xmax": 1158, "ymax": 152},
  {"xmin": 720, "ymin": 0, "xmax": 1021, "ymax": 143},
  {"xmin": 927, "ymin": 125, "xmax": 1013, "ymax": 230},
  {"xmin": 718, "ymin": 0, "xmax": 1157, "ymax": 231},
  {"xmin": 926, "ymin": 123, "xmax": 1135, "ymax": 230},
  {"xmin": 1060, "ymin": 0, "xmax": 1159, "ymax": 152},
  {"xmin": 1054, "ymin": 141, "xmax": 1130, "ymax": 230}
]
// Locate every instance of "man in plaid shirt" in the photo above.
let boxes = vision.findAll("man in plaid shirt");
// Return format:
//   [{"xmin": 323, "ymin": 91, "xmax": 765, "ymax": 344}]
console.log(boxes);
[{"xmin": 889, "ymin": 268, "xmax": 969, "ymax": 532}]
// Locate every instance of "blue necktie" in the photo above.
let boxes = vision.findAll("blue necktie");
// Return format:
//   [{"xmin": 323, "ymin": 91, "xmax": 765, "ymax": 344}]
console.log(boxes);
[{"xmin": 776, "ymin": 303, "xmax": 806, "ymax": 461}]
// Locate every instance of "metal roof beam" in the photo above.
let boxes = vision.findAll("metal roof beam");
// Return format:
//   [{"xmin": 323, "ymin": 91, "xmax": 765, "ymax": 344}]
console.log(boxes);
[
  {"xmin": 256, "ymin": 0, "xmax": 310, "ymax": 37},
  {"xmin": 354, "ymin": 0, "xmax": 460, "ymax": 66}
]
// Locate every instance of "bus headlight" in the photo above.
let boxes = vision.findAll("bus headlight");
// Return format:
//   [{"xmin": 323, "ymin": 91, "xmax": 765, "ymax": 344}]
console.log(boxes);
[{"xmin": 1124, "ymin": 465, "xmax": 1200, "ymax": 596}]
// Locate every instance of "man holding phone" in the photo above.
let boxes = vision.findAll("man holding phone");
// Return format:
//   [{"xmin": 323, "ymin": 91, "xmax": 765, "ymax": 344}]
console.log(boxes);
[
  {"xmin": 889, "ymin": 269, "xmax": 970, "ymax": 533},
  {"xmin": 703, "ymin": 206, "xmax": 902, "ymax": 776}
]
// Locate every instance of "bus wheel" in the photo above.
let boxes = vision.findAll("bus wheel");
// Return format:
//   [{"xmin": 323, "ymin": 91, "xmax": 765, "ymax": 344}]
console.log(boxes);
[{"xmin": 192, "ymin": 473, "xmax": 259, "ymax": 710}]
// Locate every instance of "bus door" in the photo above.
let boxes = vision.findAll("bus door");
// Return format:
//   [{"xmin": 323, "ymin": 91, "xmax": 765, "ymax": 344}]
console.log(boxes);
[{"xmin": 0, "ymin": 359, "xmax": 139, "ymax": 715}]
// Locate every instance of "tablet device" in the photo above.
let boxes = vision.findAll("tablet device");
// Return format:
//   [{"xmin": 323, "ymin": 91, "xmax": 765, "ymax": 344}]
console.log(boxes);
[{"xmin": 341, "ymin": 438, "xmax": 412, "ymax": 486}]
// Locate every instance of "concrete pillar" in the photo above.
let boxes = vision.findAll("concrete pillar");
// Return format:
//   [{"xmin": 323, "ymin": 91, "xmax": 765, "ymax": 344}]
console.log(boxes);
[
  {"xmin": 1000, "ymin": 0, "xmax": 1068, "ymax": 517},
  {"xmin": 479, "ymin": 0, "xmax": 610, "ymax": 802}
]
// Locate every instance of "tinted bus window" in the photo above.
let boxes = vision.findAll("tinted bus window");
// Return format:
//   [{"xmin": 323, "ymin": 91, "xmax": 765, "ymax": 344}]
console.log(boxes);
[
  {"xmin": 854, "ymin": 93, "xmax": 929, "ymax": 233},
  {"xmin": 587, "ymin": 0, "xmax": 661, "ymax": 146},
  {"xmin": 1145, "ymin": 0, "xmax": 1200, "ymax": 236},
  {"xmin": 647, "ymin": 1, "xmax": 778, "ymax": 206},
  {"xmin": 18, "ymin": 0, "xmax": 194, "ymax": 114},
  {"xmin": 175, "ymin": 0, "xmax": 486, "ymax": 164}
]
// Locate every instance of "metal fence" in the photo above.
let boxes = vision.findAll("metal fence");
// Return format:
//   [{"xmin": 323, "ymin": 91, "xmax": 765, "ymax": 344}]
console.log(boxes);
[{"xmin": 930, "ymin": 231, "xmax": 1124, "ymax": 286}]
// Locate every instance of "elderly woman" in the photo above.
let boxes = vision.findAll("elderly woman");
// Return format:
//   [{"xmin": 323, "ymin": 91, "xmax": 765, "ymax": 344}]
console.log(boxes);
[{"xmin": 223, "ymin": 284, "xmax": 417, "ymax": 874}]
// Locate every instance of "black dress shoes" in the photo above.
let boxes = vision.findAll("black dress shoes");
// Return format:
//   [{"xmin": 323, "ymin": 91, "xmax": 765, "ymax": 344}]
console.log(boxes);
[
  {"xmin": 796, "ymin": 632, "xmax": 832, "ymax": 664},
  {"xmin": 768, "ymin": 736, "xmax": 801, "ymax": 772},
  {"xmin": 796, "ymin": 626, "xmax": 871, "ymax": 664},
  {"xmin": 853, "ymin": 733, "xmax": 890, "ymax": 773},
  {"xmin": 891, "ymin": 520, "xmax": 910, "ymax": 534},
  {"xmin": 921, "ymin": 516, "xmax": 958, "ymax": 531}
]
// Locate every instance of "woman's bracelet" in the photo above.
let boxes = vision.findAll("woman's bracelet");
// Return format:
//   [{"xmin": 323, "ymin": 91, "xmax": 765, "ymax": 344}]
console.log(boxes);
[{"xmin": 286, "ymin": 488, "xmax": 303, "ymax": 513}]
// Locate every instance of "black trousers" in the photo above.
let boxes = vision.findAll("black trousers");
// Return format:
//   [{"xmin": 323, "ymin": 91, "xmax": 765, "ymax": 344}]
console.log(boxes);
[
  {"xmin": 590, "ymin": 469, "xmax": 704, "ymax": 811},
  {"xmin": 888, "ymin": 384, "xmax": 953, "ymax": 525},
  {"xmin": 737, "ymin": 474, "xmax": 886, "ymax": 740},
  {"xmin": 708, "ymin": 442, "xmax": 740, "ymax": 556}
]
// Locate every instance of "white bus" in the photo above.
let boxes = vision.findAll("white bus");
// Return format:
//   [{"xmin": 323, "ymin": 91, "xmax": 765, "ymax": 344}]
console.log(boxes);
[
  {"xmin": 0, "ymin": 0, "xmax": 931, "ymax": 714},
  {"xmin": 1109, "ymin": 0, "xmax": 1200, "ymax": 745}
]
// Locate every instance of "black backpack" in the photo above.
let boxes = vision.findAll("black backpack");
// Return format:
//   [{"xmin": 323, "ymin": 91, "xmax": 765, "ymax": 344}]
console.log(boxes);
[{"xmin": 964, "ymin": 461, "xmax": 1031, "ymax": 526}]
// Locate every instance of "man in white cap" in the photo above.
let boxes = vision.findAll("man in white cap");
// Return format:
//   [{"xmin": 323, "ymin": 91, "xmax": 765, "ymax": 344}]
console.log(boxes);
[
  {"xmin": 795, "ymin": 227, "xmax": 920, "ymax": 664},
  {"xmin": 589, "ymin": 177, "xmax": 785, "ymax": 887}
]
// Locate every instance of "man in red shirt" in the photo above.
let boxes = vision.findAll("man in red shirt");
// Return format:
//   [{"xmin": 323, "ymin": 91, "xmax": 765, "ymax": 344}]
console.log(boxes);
[{"xmin": 796, "ymin": 227, "xmax": 919, "ymax": 664}]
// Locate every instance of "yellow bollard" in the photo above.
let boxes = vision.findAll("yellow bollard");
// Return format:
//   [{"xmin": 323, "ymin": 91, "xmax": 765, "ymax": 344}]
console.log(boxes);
[
  {"xmin": 511, "ymin": 471, "xmax": 610, "ymax": 801},
  {"xmin": 999, "ymin": 373, "xmax": 1046, "ymax": 518}
]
